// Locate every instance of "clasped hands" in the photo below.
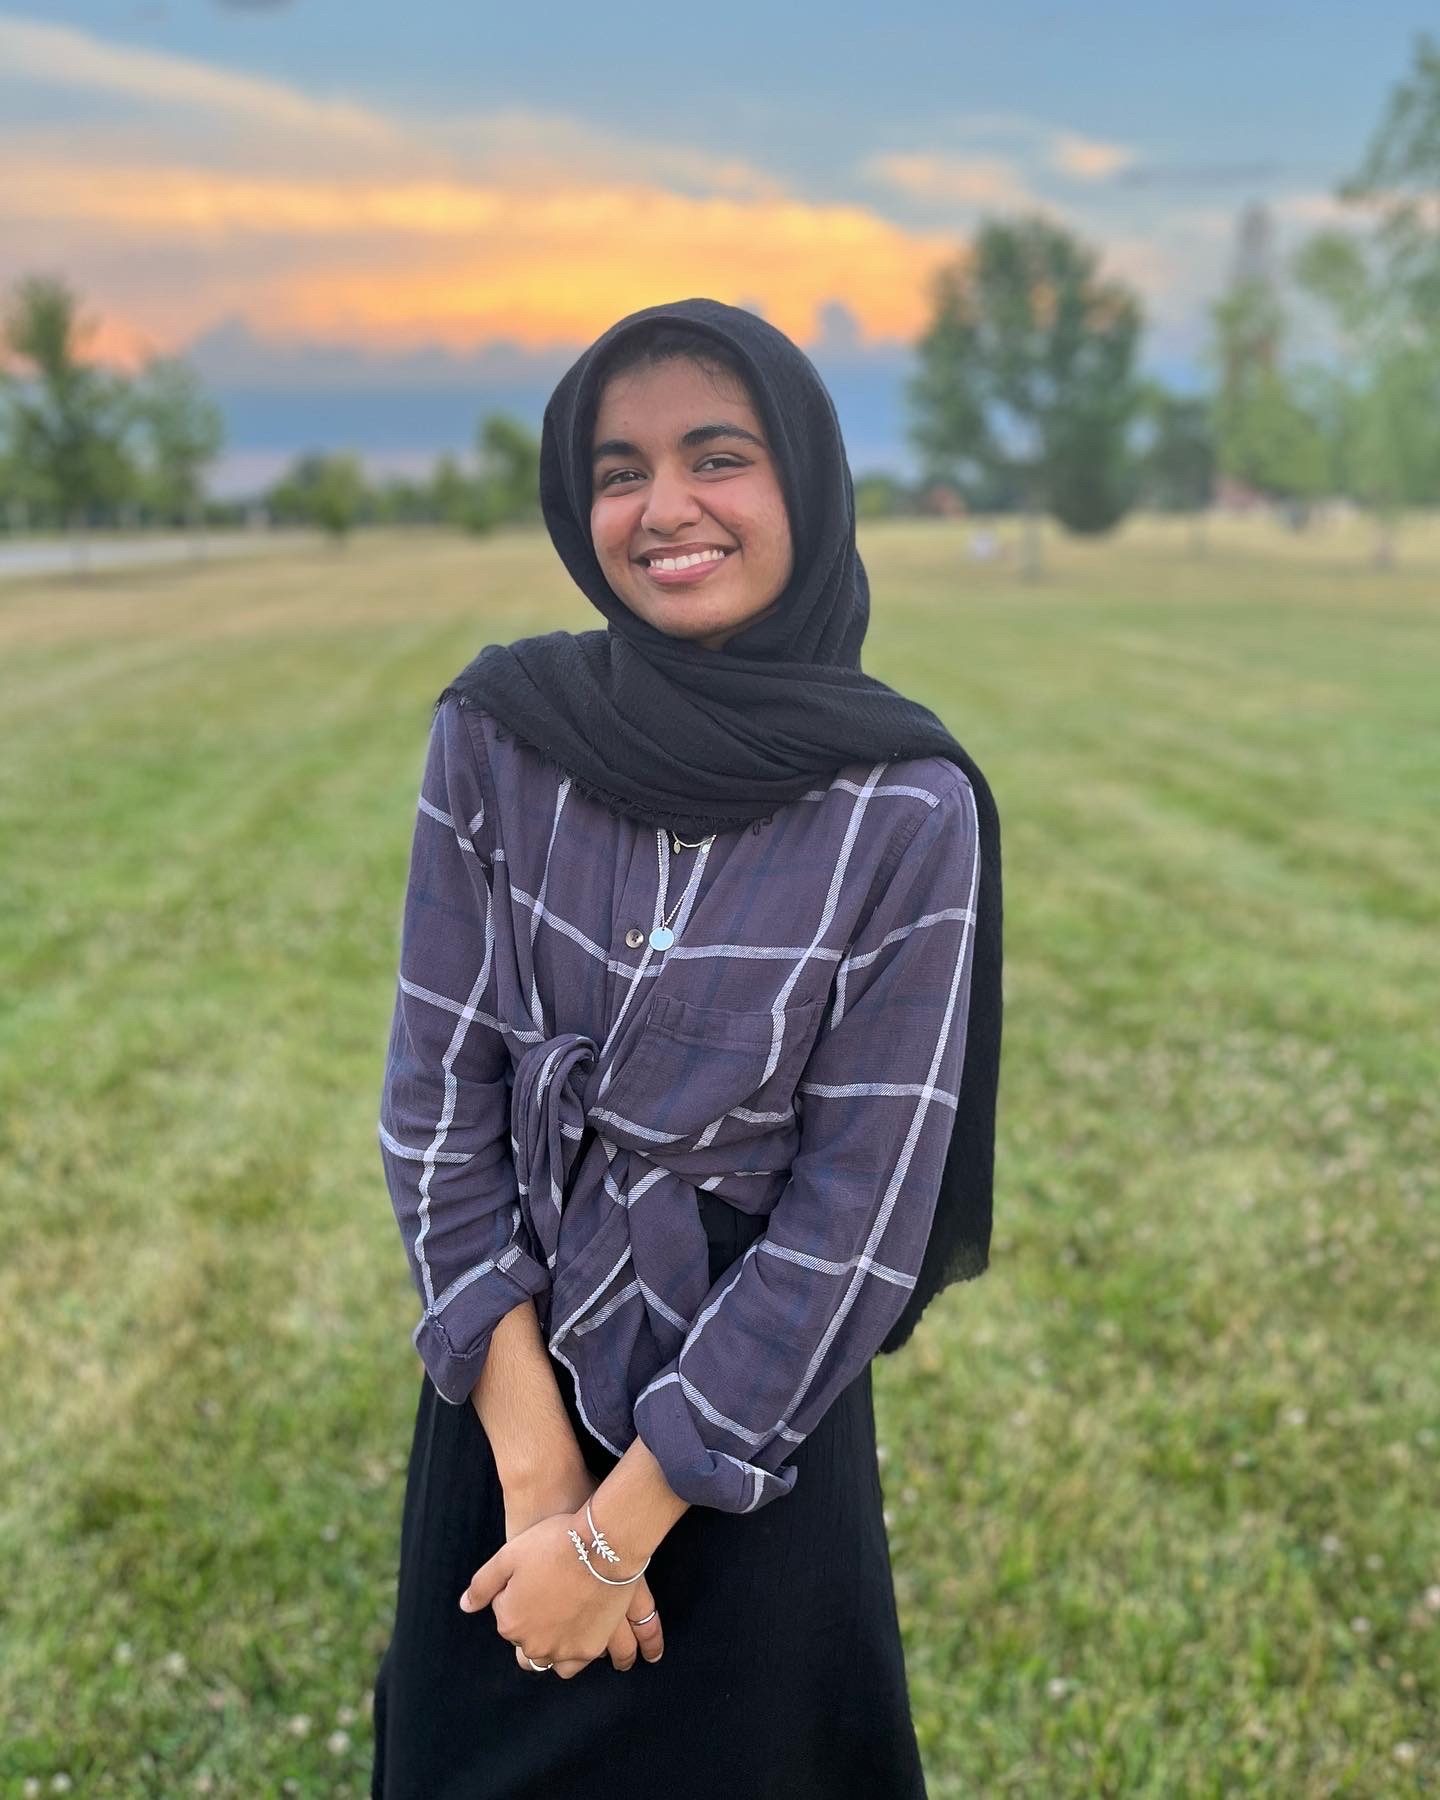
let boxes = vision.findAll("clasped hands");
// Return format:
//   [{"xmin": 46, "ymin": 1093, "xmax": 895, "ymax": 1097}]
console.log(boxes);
[{"xmin": 459, "ymin": 1477, "xmax": 665, "ymax": 1679}]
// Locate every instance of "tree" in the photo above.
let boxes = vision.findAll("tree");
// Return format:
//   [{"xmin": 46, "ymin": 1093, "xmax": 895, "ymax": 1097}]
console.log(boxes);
[
  {"xmin": 1208, "ymin": 205, "xmax": 1328, "ymax": 515},
  {"xmin": 1131, "ymin": 385, "xmax": 1217, "ymax": 554},
  {"xmin": 472, "ymin": 414, "xmax": 541, "ymax": 532},
  {"xmin": 268, "ymin": 452, "xmax": 367, "ymax": 545},
  {"xmin": 1136, "ymin": 384, "xmax": 1217, "ymax": 514},
  {"xmin": 430, "ymin": 452, "xmax": 476, "ymax": 528},
  {"xmin": 1337, "ymin": 31, "xmax": 1440, "ymax": 330},
  {"xmin": 1292, "ymin": 32, "xmax": 1440, "ymax": 564},
  {"xmin": 133, "ymin": 356, "xmax": 224, "ymax": 537},
  {"xmin": 1293, "ymin": 232, "xmax": 1440, "ymax": 564},
  {"xmin": 853, "ymin": 472, "xmax": 915, "ymax": 519},
  {"xmin": 0, "ymin": 275, "xmax": 135, "ymax": 560},
  {"xmin": 907, "ymin": 215, "xmax": 1145, "ymax": 575}
]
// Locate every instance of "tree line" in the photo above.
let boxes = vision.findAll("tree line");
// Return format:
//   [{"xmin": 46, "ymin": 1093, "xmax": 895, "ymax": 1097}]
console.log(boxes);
[
  {"xmin": 905, "ymin": 30, "xmax": 1440, "ymax": 570},
  {"xmin": 0, "ymin": 279, "xmax": 545, "ymax": 549},
  {"xmin": 5, "ymin": 33, "xmax": 1440, "ymax": 567}
]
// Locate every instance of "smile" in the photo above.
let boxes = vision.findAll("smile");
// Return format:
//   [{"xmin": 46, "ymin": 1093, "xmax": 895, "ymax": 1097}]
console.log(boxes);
[{"xmin": 640, "ymin": 549, "xmax": 734, "ymax": 586}]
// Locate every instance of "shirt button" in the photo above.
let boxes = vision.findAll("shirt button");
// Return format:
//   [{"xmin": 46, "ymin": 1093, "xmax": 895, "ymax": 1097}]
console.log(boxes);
[{"xmin": 624, "ymin": 927, "xmax": 645, "ymax": 949}]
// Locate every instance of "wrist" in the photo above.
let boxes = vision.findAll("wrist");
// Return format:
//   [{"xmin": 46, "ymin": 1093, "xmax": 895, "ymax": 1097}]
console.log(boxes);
[
  {"xmin": 565, "ymin": 1497, "xmax": 653, "ymax": 1581},
  {"xmin": 588, "ymin": 1442, "xmax": 689, "ymax": 1566}
]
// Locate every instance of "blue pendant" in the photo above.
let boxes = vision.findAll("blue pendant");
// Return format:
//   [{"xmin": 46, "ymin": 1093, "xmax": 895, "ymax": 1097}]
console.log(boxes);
[{"xmin": 649, "ymin": 924, "xmax": 675, "ymax": 951}]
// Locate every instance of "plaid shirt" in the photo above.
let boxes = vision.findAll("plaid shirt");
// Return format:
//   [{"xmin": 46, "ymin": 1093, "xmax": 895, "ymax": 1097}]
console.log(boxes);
[{"xmin": 377, "ymin": 697, "xmax": 980, "ymax": 1513}]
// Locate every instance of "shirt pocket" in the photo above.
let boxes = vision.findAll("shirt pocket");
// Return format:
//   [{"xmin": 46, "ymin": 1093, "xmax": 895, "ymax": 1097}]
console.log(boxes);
[{"xmin": 592, "ymin": 992, "xmax": 825, "ymax": 1145}]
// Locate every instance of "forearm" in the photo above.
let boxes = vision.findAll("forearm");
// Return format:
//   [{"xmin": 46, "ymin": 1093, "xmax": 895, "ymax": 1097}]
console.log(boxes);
[
  {"xmin": 587, "ymin": 1434, "xmax": 690, "ymax": 1566},
  {"xmin": 469, "ymin": 1297, "xmax": 587, "ymax": 1495}
]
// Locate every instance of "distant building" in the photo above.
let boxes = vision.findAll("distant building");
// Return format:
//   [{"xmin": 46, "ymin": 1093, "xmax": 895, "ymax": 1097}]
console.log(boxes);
[
  {"xmin": 1213, "ymin": 474, "xmax": 1266, "ymax": 513},
  {"xmin": 918, "ymin": 482, "xmax": 968, "ymax": 518}
]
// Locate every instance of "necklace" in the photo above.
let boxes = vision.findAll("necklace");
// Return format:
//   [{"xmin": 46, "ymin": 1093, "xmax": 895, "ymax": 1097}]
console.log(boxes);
[{"xmin": 649, "ymin": 828, "xmax": 715, "ymax": 951}]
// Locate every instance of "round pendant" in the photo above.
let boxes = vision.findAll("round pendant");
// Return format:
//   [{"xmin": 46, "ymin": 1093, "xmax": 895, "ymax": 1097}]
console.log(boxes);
[{"xmin": 648, "ymin": 925, "xmax": 675, "ymax": 951}]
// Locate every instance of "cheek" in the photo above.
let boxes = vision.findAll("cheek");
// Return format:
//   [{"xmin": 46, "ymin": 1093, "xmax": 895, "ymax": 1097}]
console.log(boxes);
[
  {"xmin": 590, "ymin": 506, "xmax": 624, "ymax": 565},
  {"xmin": 760, "ymin": 500, "xmax": 793, "ymax": 572}
]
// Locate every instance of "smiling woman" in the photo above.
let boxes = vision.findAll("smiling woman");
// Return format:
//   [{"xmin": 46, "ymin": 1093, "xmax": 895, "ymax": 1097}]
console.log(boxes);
[
  {"xmin": 368, "ymin": 297, "xmax": 1004, "ymax": 1800},
  {"xmin": 588, "ymin": 338, "xmax": 793, "ymax": 651}
]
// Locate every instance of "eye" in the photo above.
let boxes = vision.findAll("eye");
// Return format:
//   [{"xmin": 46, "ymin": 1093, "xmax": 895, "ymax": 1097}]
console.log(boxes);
[{"xmin": 598, "ymin": 454, "xmax": 747, "ymax": 490}]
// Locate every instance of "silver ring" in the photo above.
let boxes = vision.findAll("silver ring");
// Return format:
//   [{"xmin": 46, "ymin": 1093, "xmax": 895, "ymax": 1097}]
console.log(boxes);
[
  {"xmin": 524, "ymin": 1653, "xmax": 553, "ymax": 1672},
  {"xmin": 629, "ymin": 1607, "xmax": 658, "ymax": 1626}
]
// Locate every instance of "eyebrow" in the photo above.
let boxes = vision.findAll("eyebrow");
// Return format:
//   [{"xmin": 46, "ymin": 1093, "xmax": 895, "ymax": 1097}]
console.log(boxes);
[{"xmin": 591, "ymin": 421, "xmax": 767, "ymax": 465}]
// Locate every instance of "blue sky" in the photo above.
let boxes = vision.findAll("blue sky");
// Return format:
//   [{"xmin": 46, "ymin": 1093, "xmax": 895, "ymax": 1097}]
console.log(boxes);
[{"xmin": 4, "ymin": 2, "xmax": 1429, "ymax": 488}]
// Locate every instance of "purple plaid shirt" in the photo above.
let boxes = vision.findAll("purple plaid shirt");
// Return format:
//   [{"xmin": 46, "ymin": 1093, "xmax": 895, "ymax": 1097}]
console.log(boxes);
[{"xmin": 377, "ymin": 697, "xmax": 980, "ymax": 1513}]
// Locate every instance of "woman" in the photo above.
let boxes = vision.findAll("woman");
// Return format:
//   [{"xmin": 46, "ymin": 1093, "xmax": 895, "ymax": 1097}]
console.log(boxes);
[{"xmin": 370, "ymin": 297, "xmax": 1003, "ymax": 1799}]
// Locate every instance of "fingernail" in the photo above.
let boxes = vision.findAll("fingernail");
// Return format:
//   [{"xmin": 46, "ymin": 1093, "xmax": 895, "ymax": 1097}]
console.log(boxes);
[{"xmin": 458, "ymin": 1594, "xmax": 473, "ymax": 1612}]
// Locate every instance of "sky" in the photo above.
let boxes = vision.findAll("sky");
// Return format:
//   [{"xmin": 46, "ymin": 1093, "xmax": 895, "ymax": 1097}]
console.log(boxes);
[{"xmin": 2, "ymin": 1, "xmax": 1430, "ymax": 491}]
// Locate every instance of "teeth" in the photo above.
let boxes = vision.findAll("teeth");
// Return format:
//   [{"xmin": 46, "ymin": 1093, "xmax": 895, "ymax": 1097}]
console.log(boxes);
[{"xmin": 650, "ymin": 549, "xmax": 727, "ymax": 571}]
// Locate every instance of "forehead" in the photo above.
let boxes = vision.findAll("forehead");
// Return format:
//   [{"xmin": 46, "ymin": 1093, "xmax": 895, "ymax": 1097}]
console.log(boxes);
[{"xmin": 591, "ymin": 357, "xmax": 759, "ymax": 439}]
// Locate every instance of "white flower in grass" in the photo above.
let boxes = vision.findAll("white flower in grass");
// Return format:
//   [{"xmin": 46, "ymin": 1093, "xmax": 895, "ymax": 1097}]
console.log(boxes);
[
  {"xmin": 327, "ymin": 1730, "xmax": 351, "ymax": 1755},
  {"xmin": 162, "ymin": 1652, "xmax": 187, "ymax": 1677},
  {"xmin": 192, "ymin": 1775, "xmax": 214, "ymax": 1794},
  {"xmin": 1349, "ymin": 1615, "xmax": 1371, "ymax": 1635},
  {"xmin": 1392, "ymin": 1742, "xmax": 1417, "ymax": 1766},
  {"xmin": 1281, "ymin": 1406, "xmax": 1307, "ymax": 1427},
  {"xmin": 1320, "ymin": 1533, "xmax": 1343, "ymax": 1555},
  {"xmin": 287, "ymin": 1714, "xmax": 312, "ymax": 1739},
  {"xmin": 1046, "ymin": 1677, "xmax": 1072, "ymax": 1700},
  {"xmin": 1364, "ymin": 1552, "xmax": 1383, "ymax": 1571},
  {"xmin": 1424, "ymin": 1585, "xmax": 1440, "ymax": 1613},
  {"xmin": 113, "ymin": 1641, "xmax": 134, "ymax": 1666},
  {"xmin": 50, "ymin": 1779, "xmax": 73, "ymax": 1795},
  {"xmin": 22, "ymin": 1781, "xmax": 41, "ymax": 1798},
  {"xmin": 336, "ymin": 1704, "xmax": 358, "ymax": 1726}
]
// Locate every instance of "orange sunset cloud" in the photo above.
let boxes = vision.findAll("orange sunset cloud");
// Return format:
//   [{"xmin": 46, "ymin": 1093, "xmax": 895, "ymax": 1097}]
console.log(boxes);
[{"xmin": 2, "ymin": 157, "xmax": 962, "ymax": 352}]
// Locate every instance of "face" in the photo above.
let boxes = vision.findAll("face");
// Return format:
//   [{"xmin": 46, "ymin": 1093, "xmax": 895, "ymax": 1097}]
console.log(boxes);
[{"xmin": 590, "ymin": 356, "xmax": 793, "ymax": 652}]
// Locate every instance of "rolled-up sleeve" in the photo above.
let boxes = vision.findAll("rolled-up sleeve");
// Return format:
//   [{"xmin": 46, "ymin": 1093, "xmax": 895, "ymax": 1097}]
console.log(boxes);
[
  {"xmin": 377, "ymin": 701, "xmax": 549, "ymax": 1405},
  {"xmin": 632, "ymin": 773, "xmax": 981, "ymax": 1511}
]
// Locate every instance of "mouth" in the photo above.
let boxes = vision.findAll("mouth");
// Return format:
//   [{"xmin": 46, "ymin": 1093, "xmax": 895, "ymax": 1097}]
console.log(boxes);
[{"xmin": 635, "ymin": 547, "xmax": 735, "ymax": 587}]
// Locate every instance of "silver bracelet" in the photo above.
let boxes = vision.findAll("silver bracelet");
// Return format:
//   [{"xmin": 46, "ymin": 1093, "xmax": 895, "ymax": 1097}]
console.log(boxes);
[{"xmin": 565, "ymin": 1499, "xmax": 651, "ymax": 1586}]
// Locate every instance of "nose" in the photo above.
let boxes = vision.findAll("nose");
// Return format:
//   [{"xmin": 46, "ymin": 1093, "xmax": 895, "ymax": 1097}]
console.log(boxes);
[{"xmin": 641, "ymin": 464, "xmax": 703, "ymax": 534}]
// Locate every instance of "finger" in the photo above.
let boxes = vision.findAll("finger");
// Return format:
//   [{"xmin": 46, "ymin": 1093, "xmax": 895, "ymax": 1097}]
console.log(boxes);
[
  {"xmin": 458, "ymin": 1545, "xmax": 512, "ymax": 1615},
  {"xmin": 607, "ymin": 1619, "xmax": 638, "ymax": 1672},
  {"xmin": 515, "ymin": 1644, "xmax": 552, "ymax": 1674},
  {"xmin": 551, "ymin": 1658, "xmax": 590, "ymax": 1681},
  {"xmin": 628, "ymin": 1582, "xmax": 664, "ymax": 1663}
]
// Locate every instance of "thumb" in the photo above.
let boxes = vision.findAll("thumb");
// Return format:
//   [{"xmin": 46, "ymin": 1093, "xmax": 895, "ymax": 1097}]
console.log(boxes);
[{"xmin": 459, "ymin": 1544, "xmax": 512, "ymax": 1615}]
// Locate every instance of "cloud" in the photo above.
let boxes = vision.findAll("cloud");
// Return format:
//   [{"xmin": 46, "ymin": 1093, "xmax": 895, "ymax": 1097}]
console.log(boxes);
[
  {"xmin": 0, "ymin": 145, "xmax": 959, "ymax": 357},
  {"xmin": 0, "ymin": 11, "xmax": 970, "ymax": 358},
  {"xmin": 859, "ymin": 152, "xmax": 1040, "ymax": 212},
  {"xmin": 1050, "ymin": 131, "xmax": 1138, "ymax": 182},
  {"xmin": 860, "ymin": 115, "xmax": 1142, "ymax": 214},
  {"xmin": 0, "ymin": 13, "xmax": 400, "ymax": 150}
]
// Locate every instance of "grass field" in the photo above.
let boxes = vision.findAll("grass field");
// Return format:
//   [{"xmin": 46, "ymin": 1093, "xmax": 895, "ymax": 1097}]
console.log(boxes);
[{"xmin": 2, "ymin": 514, "xmax": 1437, "ymax": 1797}]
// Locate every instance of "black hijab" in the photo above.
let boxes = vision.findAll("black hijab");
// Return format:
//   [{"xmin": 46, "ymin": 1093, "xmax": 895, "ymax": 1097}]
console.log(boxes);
[{"xmin": 436, "ymin": 295, "xmax": 1001, "ymax": 1354}]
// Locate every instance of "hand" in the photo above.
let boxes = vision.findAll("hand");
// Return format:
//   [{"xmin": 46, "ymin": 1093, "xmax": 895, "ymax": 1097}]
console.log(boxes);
[
  {"xmin": 460, "ymin": 1508, "xmax": 665, "ymax": 1679},
  {"xmin": 498, "ymin": 1464, "xmax": 662, "ymax": 1672}
]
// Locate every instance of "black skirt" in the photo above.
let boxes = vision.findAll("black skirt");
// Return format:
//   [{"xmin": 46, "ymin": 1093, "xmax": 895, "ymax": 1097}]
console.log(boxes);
[{"xmin": 370, "ymin": 1193, "xmax": 928, "ymax": 1799}]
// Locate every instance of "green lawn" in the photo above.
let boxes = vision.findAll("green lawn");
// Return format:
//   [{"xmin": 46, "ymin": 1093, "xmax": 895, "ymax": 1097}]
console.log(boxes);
[{"xmin": 2, "ymin": 515, "xmax": 1436, "ymax": 1797}]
